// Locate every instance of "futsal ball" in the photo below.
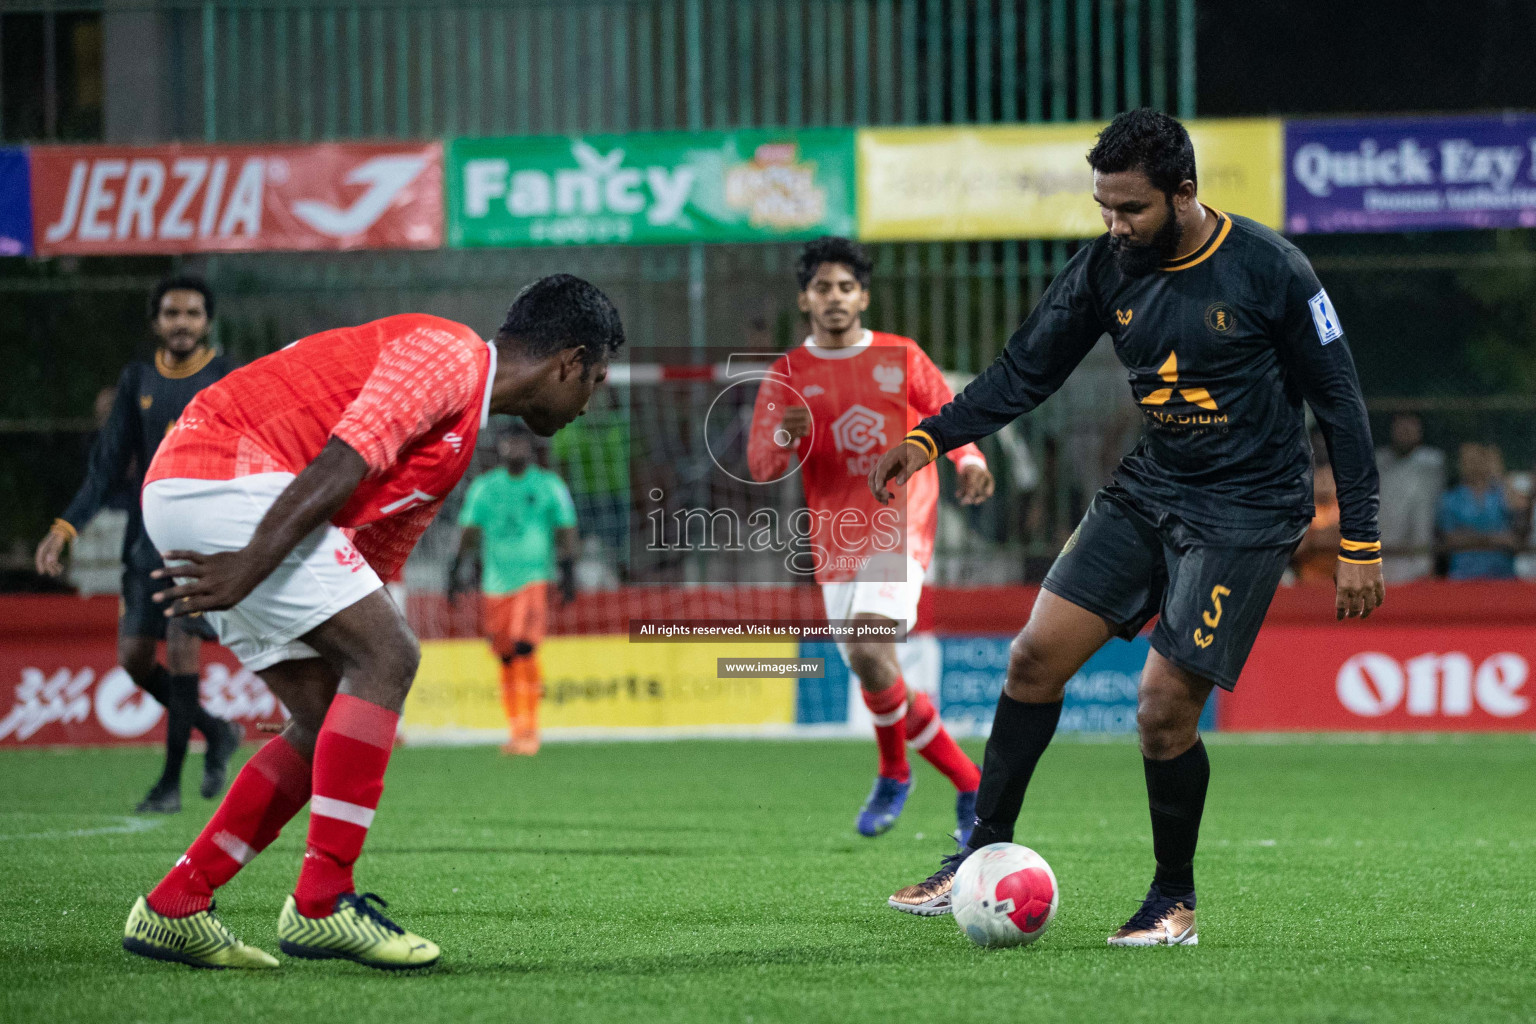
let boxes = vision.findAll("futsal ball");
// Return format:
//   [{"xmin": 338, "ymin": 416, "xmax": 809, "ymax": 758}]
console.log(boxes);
[{"xmin": 951, "ymin": 843, "xmax": 1059, "ymax": 948}]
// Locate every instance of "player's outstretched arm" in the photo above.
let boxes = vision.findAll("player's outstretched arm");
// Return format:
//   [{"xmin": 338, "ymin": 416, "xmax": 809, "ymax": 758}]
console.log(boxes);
[
  {"xmin": 154, "ymin": 437, "xmax": 369, "ymax": 617},
  {"xmin": 906, "ymin": 346, "xmax": 996, "ymax": 507},
  {"xmin": 868, "ymin": 439, "xmax": 934, "ymax": 504}
]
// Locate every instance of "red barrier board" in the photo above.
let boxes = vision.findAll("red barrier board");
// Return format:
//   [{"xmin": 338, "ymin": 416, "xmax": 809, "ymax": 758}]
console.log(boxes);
[
  {"xmin": 1222, "ymin": 625, "xmax": 1536, "ymax": 731},
  {"xmin": 29, "ymin": 142, "xmax": 442, "ymax": 255},
  {"xmin": 0, "ymin": 596, "xmax": 284, "ymax": 747},
  {"xmin": 6, "ymin": 582, "xmax": 1535, "ymax": 743}
]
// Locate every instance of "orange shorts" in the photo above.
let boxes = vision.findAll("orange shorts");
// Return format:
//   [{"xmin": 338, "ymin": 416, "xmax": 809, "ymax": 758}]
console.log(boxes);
[{"xmin": 483, "ymin": 582, "xmax": 548, "ymax": 657}]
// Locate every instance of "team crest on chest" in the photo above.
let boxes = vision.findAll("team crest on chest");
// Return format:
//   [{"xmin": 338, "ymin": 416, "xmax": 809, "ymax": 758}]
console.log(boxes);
[
  {"xmin": 1204, "ymin": 302, "xmax": 1235, "ymax": 334},
  {"xmin": 872, "ymin": 363, "xmax": 904, "ymax": 394},
  {"xmin": 140, "ymin": 395, "xmax": 153, "ymax": 410}
]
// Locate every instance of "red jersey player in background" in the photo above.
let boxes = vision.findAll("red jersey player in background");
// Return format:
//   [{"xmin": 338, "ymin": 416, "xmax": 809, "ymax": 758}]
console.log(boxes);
[
  {"xmin": 748, "ymin": 237, "xmax": 995, "ymax": 842},
  {"xmin": 121, "ymin": 275, "xmax": 625, "ymax": 971}
]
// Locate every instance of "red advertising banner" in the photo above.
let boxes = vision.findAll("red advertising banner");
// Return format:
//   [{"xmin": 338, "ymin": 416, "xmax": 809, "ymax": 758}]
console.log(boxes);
[
  {"xmin": 1223, "ymin": 625, "xmax": 1536, "ymax": 732},
  {"xmin": 29, "ymin": 142, "xmax": 443, "ymax": 256},
  {"xmin": 0, "ymin": 596, "xmax": 284, "ymax": 747}
]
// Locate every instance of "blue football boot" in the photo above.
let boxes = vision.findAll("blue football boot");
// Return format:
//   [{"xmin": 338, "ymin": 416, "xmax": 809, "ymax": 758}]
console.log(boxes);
[
  {"xmin": 856, "ymin": 775, "xmax": 912, "ymax": 837},
  {"xmin": 954, "ymin": 790, "xmax": 978, "ymax": 846}
]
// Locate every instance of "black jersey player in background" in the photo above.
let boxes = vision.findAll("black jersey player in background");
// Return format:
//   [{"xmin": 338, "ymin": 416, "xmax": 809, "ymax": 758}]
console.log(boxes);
[
  {"xmin": 869, "ymin": 110, "xmax": 1384, "ymax": 945},
  {"xmin": 35, "ymin": 276, "xmax": 242, "ymax": 814}
]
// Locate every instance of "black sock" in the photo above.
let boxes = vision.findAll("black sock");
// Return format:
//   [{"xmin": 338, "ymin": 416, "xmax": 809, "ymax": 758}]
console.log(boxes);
[
  {"xmin": 190, "ymin": 685, "xmax": 226, "ymax": 740},
  {"xmin": 157, "ymin": 673, "xmax": 200, "ymax": 790},
  {"xmin": 136, "ymin": 663, "xmax": 172, "ymax": 707},
  {"xmin": 969, "ymin": 695, "xmax": 1063, "ymax": 849},
  {"xmin": 1144, "ymin": 738, "xmax": 1210, "ymax": 896}
]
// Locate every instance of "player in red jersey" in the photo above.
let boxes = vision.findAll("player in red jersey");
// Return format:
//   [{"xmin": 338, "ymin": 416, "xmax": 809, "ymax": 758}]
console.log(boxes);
[
  {"xmin": 120, "ymin": 275, "xmax": 625, "ymax": 971},
  {"xmin": 747, "ymin": 237, "xmax": 995, "ymax": 841}
]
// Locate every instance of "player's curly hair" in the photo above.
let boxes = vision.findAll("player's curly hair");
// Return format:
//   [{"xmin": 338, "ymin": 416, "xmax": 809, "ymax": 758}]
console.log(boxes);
[
  {"xmin": 795, "ymin": 236, "xmax": 873, "ymax": 292},
  {"xmin": 148, "ymin": 275, "xmax": 216, "ymax": 320},
  {"xmin": 497, "ymin": 273, "xmax": 626, "ymax": 370},
  {"xmin": 1086, "ymin": 109, "xmax": 1197, "ymax": 196}
]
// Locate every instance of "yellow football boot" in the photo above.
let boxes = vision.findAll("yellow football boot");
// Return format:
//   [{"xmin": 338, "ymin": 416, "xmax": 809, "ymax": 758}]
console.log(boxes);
[
  {"xmin": 277, "ymin": 893, "xmax": 440, "ymax": 970},
  {"xmin": 122, "ymin": 896, "xmax": 279, "ymax": 969}
]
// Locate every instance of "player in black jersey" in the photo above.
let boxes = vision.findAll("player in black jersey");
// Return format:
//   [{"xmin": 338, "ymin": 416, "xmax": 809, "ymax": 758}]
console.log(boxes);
[
  {"xmin": 35, "ymin": 276, "xmax": 242, "ymax": 814},
  {"xmin": 870, "ymin": 110, "xmax": 1384, "ymax": 945}
]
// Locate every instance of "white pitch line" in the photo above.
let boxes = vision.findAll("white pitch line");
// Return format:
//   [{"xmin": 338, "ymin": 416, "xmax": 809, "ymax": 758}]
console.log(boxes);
[{"xmin": 0, "ymin": 816, "xmax": 167, "ymax": 841}]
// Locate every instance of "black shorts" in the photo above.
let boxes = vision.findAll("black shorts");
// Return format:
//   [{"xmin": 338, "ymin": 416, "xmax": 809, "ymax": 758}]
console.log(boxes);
[
  {"xmin": 1042, "ymin": 487, "xmax": 1306, "ymax": 691},
  {"xmin": 119, "ymin": 561, "xmax": 216, "ymax": 642}
]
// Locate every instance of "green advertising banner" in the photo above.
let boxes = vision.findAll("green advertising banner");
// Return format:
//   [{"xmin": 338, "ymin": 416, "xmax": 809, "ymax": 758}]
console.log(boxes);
[{"xmin": 448, "ymin": 129, "xmax": 856, "ymax": 247}]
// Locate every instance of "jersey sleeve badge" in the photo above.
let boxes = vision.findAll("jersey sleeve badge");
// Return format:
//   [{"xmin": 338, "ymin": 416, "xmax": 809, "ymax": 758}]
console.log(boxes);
[{"xmin": 1308, "ymin": 289, "xmax": 1343, "ymax": 345}]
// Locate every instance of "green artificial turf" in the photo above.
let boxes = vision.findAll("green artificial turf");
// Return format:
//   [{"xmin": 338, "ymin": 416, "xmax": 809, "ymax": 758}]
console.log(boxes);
[{"xmin": 1, "ymin": 736, "xmax": 1532, "ymax": 1023}]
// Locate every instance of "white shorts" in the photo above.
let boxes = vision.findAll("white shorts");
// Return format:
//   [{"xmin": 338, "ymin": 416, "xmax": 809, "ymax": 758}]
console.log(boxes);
[
  {"xmin": 820, "ymin": 555, "xmax": 924, "ymax": 665},
  {"xmin": 142, "ymin": 473, "xmax": 384, "ymax": 671}
]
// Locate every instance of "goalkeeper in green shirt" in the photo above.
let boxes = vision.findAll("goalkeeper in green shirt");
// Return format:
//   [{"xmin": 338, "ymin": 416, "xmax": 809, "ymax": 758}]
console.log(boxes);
[{"xmin": 450, "ymin": 423, "xmax": 579, "ymax": 754}]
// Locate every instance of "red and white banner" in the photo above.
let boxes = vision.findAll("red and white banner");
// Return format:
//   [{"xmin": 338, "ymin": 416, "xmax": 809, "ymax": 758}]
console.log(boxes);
[
  {"xmin": 1222, "ymin": 626, "xmax": 1536, "ymax": 732},
  {"xmin": 0, "ymin": 596, "xmax": 284, "ymax": 747},
  {"xmin": 29, "ymin": 142, "xmax": 443, "ymax": 255}
]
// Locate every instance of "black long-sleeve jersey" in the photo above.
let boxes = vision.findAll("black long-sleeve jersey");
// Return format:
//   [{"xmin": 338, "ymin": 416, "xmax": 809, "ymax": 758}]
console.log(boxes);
[
  {"xmin": 914, "ymin": 209, "xmax": 1379, "ymax": 541},
  {"xmin": 61, "ymin": 347, "xmax": 230, "ymax": 568}
]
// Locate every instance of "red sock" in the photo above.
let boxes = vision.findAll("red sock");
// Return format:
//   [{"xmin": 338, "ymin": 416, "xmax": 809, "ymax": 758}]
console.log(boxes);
[
  {"xmin": 293, "ymin": 694, "xmax": 399, "ymax": 918},
  {"xmin": 861, "ymin": 680, "xmax": 910, "ymax": 783},
  {"xmin": 906, "ymin": 691, "xmax": 981, "ymax": 792},
  {"xmin": 147, "ymin": 736, "xmax": 311, "ymax": 918}
]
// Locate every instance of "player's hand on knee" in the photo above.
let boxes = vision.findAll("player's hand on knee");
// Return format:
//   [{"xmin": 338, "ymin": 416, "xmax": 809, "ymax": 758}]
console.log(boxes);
[
  {"xmin": 956, "ymin": 465, "xmax": 995, "ymax": 506},
  {"xmin": 1334, "ymin": 559, "xmax": 1385, "ymax": 620},
  {"xmin": 152, "ymin": 548, "xmax": 265, "ymax": 616},
  {"xmin": 869, "ymin": 441, "xmax": 931, "ymax": 504}
]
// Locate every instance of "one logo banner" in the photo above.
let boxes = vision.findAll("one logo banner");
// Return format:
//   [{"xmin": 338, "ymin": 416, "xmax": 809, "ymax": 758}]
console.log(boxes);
[
  {"xmin": 448, "ymin": 129, "xmax": 856, "ymax": 247},
  {"xmin": 0, "ymin": 148, "xmax": 32, "ymax": 256},
  {"xmin": 1285, "ymin": 114, "xmax": 1536, "ymax": 234},
  {"xmin": 1222, "ymin": 625, "xmax": 1536, "ymax": 731},
  {"xmin": 858, "ymin": 119, "xmax": 1283, "ymax": 241},
  {"xmin": 29, "ymin": 142, "xmax": 443, "ymax": 256}
]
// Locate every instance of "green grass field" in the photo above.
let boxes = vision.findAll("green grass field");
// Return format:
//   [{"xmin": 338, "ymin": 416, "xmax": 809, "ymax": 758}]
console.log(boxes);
[{"xmin": 2, "ymin": 736, "xmax": 1533, "ymax": 1023}]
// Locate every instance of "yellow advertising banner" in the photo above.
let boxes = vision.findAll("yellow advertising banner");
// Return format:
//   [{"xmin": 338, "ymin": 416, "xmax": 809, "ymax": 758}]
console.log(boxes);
[
  {"xmin": 406, "ymin": 636, "xmax": 799, "ymax": 735},
  {"xmin": 857, "ymin": 119, "xmax": 1283, "ymax": 241}
]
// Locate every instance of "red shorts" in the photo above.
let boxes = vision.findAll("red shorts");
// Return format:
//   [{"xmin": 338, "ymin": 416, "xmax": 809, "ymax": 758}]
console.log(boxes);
[{"xmin": 483, "ymin": 582, "xmax": 548, "ymax": 656}]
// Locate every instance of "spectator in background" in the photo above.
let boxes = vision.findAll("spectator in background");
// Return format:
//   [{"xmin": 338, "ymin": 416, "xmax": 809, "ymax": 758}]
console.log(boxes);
[
  {"xmin": 1375, "ymin": 414, "xmax": 1445, "ymax": 583},
  {"xmin": 1438, "ymin": 443, "xmax": 1518, "ymax": 580},
  {"xmin": 549, "ymin": 387, "xmax": 629, "ymax": 577},
  {"xmin": 1291, "ymin": 463, "xmax": 1341, "ymax": 585}
]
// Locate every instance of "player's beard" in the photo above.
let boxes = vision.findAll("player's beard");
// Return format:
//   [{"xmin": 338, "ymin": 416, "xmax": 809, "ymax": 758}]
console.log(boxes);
[
  {"xmin": 1108, "ymin": 199, "xmax": 1183, "ymax": 277},
  {"xmin": 161, "ymin": 329, "xmax": 205, "ymax": 356}
]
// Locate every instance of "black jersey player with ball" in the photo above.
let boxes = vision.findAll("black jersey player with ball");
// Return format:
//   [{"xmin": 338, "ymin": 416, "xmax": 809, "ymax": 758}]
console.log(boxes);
[{"xmin": 870, "ymin": 110, "xmax": 1384, "ymax": 945}]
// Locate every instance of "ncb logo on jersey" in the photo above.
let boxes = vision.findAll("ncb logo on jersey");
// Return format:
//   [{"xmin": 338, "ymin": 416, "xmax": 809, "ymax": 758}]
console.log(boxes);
[
  {"xmin": 1308, "ymin": 289, "xmax": 1342, "ymax": 345},
  {"xmin": 830, "ymin": 405, "xmax": 887, "ymax": 455}
]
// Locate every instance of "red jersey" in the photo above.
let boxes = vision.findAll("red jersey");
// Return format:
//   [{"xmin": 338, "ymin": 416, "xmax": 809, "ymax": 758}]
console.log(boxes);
[
  {"xmin": 746, "ymin": 331, "xmax": 986, "ymax": 584},
  {"xmin": 146, "ymin": 314, "xmax": 494, "ymax": 578}
]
